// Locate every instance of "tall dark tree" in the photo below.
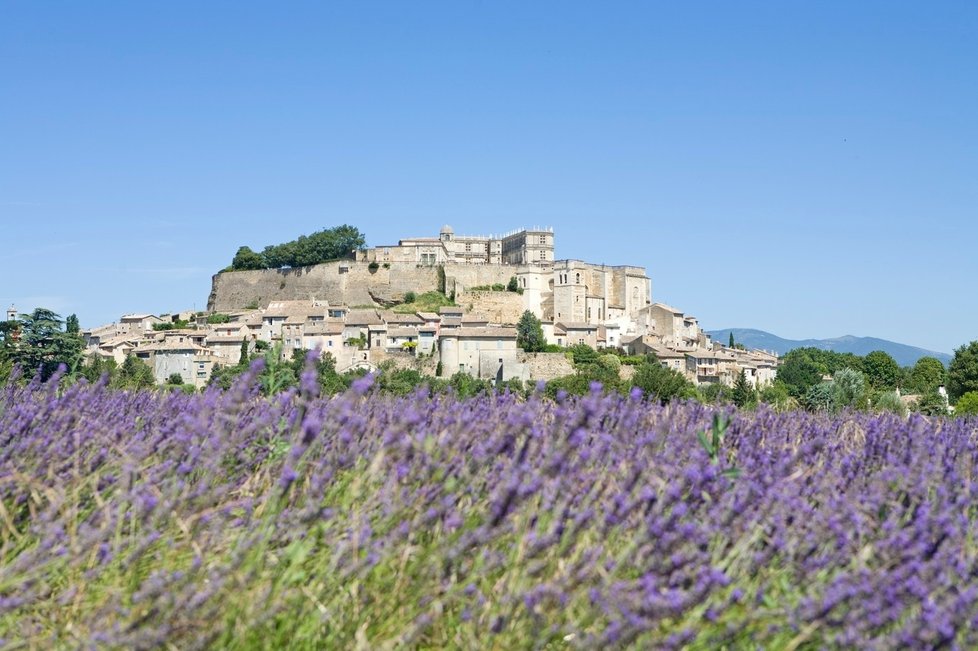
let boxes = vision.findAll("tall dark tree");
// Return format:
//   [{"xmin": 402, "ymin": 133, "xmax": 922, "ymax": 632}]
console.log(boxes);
[
  {"xmin": 516, "ymin": 310, "xmax": 546, "ymax": 353},
  {"xmin": 65, "ymin": 313, "xmax": 80, "ymax": 335},
  {"xmin": 948, "ymin": 341, "xmax": 978, "ymax": 402},
  {"xmin": 732, "ymin": 369, "xmax": 756, "ymax": 408},
  {"xmin": 728, "ymin": 332, "xmax": 735, "ymax": 348},
  {"xmin": 7, "ymin": 308, "xmax": 83, "ymax": 381}
]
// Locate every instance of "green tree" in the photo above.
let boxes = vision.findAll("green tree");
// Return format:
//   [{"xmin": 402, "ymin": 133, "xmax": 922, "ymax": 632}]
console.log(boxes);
[
  {"xmin": 80, "ymin": 354, "xmax": 118, "ymax": 384},
  {"xmin": 403, "ymin": 291, "xmax": 416, "ymax": 304},
  {"xmin": 776, "ymin": 349, "xmax": 826, "ymax": 398},
  {"xmin": 166, "ymin": 373, "xmax": 185, "ymax": 385},
  {"xmin": 516, "ymin": 311, "xmax": 546, "ymax": 353},
  {"xmin": 862, "ymin": 350, "xmax": 901, "ymax": 390},
  {"xmin": 231, "ymin": 246, "xmax": 265, "ymax": 271},
  {"xmin": 255, "ymin": 225, "xmax": 367, "ymax": 269},
  {"xmin": 568, "ymin": 343, "xmax": 598, "ymax": 366},
  {"xmin": 631, "ymin": 361, "xmax": 696, "ymax": 403},
  {"xmin": 6, "ymin": 308, "xmax": 84, "ymax": 381},
  {"xmin": 804, "ymin": 382, "xmax": 836, "ymax": 412},
  {"xmin": 507, "ymin": 276, "xmax": 519, "ymax": 292},
  {"xmin": 65, "ymin": 313, "xmax": 80, "ymax": 335},
  {"xmin": 728, "ymin": 332, "xmax": 735, "ymax": 348},
  {"xmin": 732, "ymin": 369, "xmax": 756, "ymax": 408},
  {"xmin": 832, "ymin": 367, "xmax": 867, "ymax": 410},
  {"xmin": 906, "ymin": 356, "xmax": 947, "ymax": 395},
  {"xmin": 954, "ymin": 391, "xmax": 978, "ymax": 417},
  {"xmin": 114, "ymin": 354, "xmax": 156, "ymax": 389},
  {"xmin": 947, "ymin": 341, "xmax": 978, "ymax": 402}
]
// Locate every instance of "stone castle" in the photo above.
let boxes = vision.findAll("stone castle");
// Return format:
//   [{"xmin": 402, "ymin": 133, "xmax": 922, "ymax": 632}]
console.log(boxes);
[{"xmin": 209, "ymin": 225, "xmax": 653, "ymax": 333}]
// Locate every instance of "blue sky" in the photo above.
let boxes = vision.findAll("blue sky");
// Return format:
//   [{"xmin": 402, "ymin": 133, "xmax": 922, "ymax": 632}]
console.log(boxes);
[{"xmin": 2, "ymin": 2, "xmax": 975, "ymax": 354}]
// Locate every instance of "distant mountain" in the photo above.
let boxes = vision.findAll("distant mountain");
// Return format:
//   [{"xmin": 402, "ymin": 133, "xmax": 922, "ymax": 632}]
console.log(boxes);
[{"xmin": 707, "ymin": 328, "xmax": 952, "ymax": 367}]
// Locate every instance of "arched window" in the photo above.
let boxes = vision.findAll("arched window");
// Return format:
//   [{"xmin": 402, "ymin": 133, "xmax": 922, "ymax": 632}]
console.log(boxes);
[{"xmin": 575, "ymin": 273, "xmax": 580, "ymax": 284}]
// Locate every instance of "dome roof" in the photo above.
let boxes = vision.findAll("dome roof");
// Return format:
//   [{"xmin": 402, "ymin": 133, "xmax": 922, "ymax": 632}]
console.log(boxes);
[{"xmin": 439, "ymin": 225, "xmax": 454, "ymax": 235}]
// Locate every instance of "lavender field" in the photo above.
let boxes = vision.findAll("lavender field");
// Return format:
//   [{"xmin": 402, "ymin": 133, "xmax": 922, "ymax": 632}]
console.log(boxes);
[{"xmin": 1, "ymin": 360, "xmax": 976, "ymax": 650}]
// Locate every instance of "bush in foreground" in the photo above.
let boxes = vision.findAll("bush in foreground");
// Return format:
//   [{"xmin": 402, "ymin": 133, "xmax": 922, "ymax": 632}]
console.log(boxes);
[{"xmin": 1, "ymin": 363, "xmax": 977, "ymax": 648}]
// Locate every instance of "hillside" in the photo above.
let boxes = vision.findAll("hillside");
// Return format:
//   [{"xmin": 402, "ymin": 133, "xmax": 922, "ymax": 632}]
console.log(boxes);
[{"xmin": 707, "ymin": 328, "xmax": 951, "ymax": 367}]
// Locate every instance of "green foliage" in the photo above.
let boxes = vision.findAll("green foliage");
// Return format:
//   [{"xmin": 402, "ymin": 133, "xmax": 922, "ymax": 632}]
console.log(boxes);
[
  {"xmin": 776, "ymin": 350, "xmax": 826, "ymax": 398},
  {"xmin": 913, "ymin": 390, "xmax": 949, "ymax": 416},
  {"xmin": 862, "ymin": 350, "xmax": 901, "ymax": 390},
  {"xmin": 516, "ymin": 311, "xmax": 546, "ymax": 353},
  {"xmin": 230, "ymin": 225, "xmax": 367, "ymax": 270},
  {"xmin": 804, "ymin": 382, "xmax": 836, "ymax": 412},
  {"xmin": 153, "ymin": 320, "xmax": 191, "ymax": 331},
  {"xmin": 728, "ymin": 332, "xmax": 735, "ymax": 348},
  {"xmin": 79, "ymin": 355, "xmax": 118, "ymax": 384},
  {"xmin": 447, "ymin": 372, "xmax": 492, "ymax": 399},
  {"xmin": 403, "ymin": 291, "xmax": 416, "ymax": 304},
  {"xmin": 113, "ymin": 354, "xmax": 156, "ymax": 390},
  {"xmin": 874, "ymin": 390, "xmax": 908, "ymax": 418},
  {"xmin": 231, "ymin": 246, "xmax": 265, "ymax": 271},
  {"xmin": 368, "ymin": 261, "xmax": 380, "ymax": 271},
  {"xmin": 507, "ymin": 276, "xmax": 519, "ymax": 292},
  {"xmin": 491, "ymin": 283, "xmax": 506, "ymax": 291},
  {"xmin": 758, "ymin": 381, "xmax": 796, "ymax": 411},
  {"xmin": 954, "ymin": 391, "xmax": 978, "ymax": 417},
  {"xmin": 948, "ymin": 341, "xmax": 978, "ymax": 402},
  {"xmin": 166, "ymin": 373, "xmax": 185, "ymax": 385},
  {"xmin": 65, "ymin": 313, "xmax": 80, "ymax": 335},
  {"xmin": 700, "ymin": 382, "xmax": 732, "ymax": 405},
  {"xmin": 597, "ymin": 354, "xmax": 621, "ymax": 373},
  {"xmin": 568, "ymin": 343, "xmax": 598, "ymax": 366},
  {"xmin": 732, "ymin": 370, "xmax": 757, "ymax": 409},
  {"xmin": 832, "ymin": 367, "xmax": 867, "ymax": 410},
  {"xmin": 246, "ymin": 300, "xmax": 261, "ymax": 310},
  {"xmin": 631, "ymin": 361, "xmax": 696, "ymax": 404},
  {"xmin": 2, "ymin": 308, "xmax": 84, "ymax": 381},
  {"xmin": 778, "ymin": 348, "xmax": 871, "ymax": 398},
  {"xmin": 206, "ymin": 313, "xmax": 231, "ymax": 324},
  {"xmin": 906, "ymin": 356, "xmax": 946, "ymax": 395},
  {"xmin": 391, "ymin": 291, "xmax": 454, "ymax": 314}
]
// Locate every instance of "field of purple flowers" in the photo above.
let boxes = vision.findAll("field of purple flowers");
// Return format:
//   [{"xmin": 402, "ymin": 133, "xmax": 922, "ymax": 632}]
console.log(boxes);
[{"xmin": 1, "ymin": 359, "xmax": 977, "ymax": 650}]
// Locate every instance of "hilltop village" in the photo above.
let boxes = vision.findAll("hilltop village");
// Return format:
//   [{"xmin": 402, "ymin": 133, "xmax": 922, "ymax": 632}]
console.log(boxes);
[{"xmin": 79, "ymin": 226, "xmax": 779, "ymax": 389}]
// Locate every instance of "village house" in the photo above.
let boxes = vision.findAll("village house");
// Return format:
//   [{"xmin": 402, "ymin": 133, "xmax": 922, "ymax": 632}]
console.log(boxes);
[{"xmin": 438, "ymin": 327, "xmax": 524, "ymax": 383}]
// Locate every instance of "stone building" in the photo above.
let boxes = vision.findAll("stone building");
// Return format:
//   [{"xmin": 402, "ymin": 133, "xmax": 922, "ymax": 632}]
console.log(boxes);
[{"xmin": 359, "ymin": 225, "xmax": 554, "ymax": 266}]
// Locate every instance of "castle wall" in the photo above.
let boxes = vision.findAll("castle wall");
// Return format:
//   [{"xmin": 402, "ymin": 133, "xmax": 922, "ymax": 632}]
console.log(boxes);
[
  {"xmin": 207, "ymin": 261, "xmax": 442, "ymax": 312},
  {"xmin": 460, "ymin": 290, "xmax": 526, "ymax": 325}
]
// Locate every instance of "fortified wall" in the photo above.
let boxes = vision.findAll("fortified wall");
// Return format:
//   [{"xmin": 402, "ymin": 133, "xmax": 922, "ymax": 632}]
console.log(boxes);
[
  {"xmin": 208, "ymin": 261, "xmax": 439, "ymax": 312},
  {"xmin": 207, "ymin": 261, "xmax": 531, "ymax": 313}
]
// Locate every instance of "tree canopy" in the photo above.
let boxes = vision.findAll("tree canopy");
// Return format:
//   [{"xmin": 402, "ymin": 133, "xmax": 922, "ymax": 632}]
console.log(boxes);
[
  {"xmin": 906, "ymin": 356, "xmax": 947, "ymax": 395},
  {"xmin": 229, "ymin": 225, "xmax": 367, "ymax": 271},
  {"xmin": 948, "ymin": 341, "xmax": 978, "ymax": 402},
  {"xmin": 1, "ymin": 308, "xmax": 84, "ymax": 381},
  {"xmin": 516, "ymin": 311, "xmax": 546, "ymax": 353}
]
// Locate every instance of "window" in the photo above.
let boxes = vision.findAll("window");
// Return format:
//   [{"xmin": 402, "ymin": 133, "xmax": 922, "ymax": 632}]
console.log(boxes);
[
  {"xmin": 539, "ymin": 235, "xmax": 546, "ymax": 244},
  {"xmin": 576, "ymin": 273, "xmax": 580, "ymax": 284},
  {"xmin": 465, "ymin": 243, "xmax": 472, "ymax": 252}
]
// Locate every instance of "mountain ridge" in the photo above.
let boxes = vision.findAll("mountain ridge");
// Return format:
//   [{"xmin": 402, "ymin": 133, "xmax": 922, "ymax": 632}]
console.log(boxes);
[{"xmin": 706, "ymin": 328, "xmax": 952, "ymax": 367}]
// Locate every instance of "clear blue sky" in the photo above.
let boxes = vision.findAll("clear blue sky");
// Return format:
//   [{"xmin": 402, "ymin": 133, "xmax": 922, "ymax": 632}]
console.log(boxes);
[{"xmin": 2, "ymin": 2, "xmax": 975, "ymax": 354}]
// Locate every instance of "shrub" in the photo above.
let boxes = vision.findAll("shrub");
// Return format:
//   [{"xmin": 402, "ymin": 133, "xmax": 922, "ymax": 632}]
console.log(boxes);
[
  {"xmin": 954, "ymin": 391, "xmax": 978, "ymax": 417},
  {"xmin": 403, "ymin": 291, "xmax": 416, "ymax": 304}
]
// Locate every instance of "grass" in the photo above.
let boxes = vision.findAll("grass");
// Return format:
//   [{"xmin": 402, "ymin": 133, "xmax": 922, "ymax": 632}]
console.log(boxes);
[{"xmin": 391, "ymin": 291, "xmax": 456, "ymax": 314}]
